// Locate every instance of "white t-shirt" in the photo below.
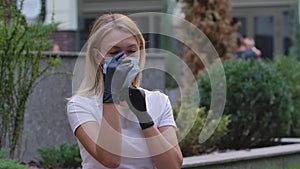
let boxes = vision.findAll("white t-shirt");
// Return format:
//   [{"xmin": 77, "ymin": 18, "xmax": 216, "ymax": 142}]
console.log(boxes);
[{"xmin": 67, "ymin": 88, "xmax": 176, "ymax": 169}]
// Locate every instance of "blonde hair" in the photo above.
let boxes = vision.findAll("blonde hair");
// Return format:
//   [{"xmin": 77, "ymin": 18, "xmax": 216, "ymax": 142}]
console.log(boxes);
[{"xmin": 76, "ymin": 13, "xmax": 146, "ymax": 96}]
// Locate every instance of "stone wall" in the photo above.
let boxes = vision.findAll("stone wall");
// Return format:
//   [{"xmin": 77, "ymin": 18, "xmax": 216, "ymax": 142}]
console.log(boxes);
[
  {"xmin": 20, "ymin": 52, "xmax": 166, "ymax": 161},
  {"xmin": 182, "ymin": 143, "xmax": 300, "ymax": 169}
]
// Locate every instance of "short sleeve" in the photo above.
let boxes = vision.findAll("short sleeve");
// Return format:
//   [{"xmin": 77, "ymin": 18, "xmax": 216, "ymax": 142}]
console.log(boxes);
[
  {"xmin": 157, "ymin": 95, "xmax": 177, "ymax": 128},
  {"xmin": 66, "ymin": 96, "xmax": 98, "ymax": 133}
]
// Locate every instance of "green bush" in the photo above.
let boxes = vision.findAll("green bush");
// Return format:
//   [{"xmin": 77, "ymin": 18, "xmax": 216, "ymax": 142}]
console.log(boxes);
[
  {"xmin": 165, "ymin": 72, "xmax": 178, "ymax": 89},
  {"xmin": 198, "ymin": 59, "xmax": 293, "ymax": 149},
  {"xmin": 37, "ymin": 143, "xmax": 82, "ymax": 168},
  {"xmin": 288, "ymin": 165, "xmax": 300, "ymax": 169},
  {"xmin": 174, "ymin": 105, "xmax": 230, "ymax": 157},
  {"xmin": 0, "ymin": 159, "xmax": 25, "ymax": 169},
  {"xmin": 0, "ymin": 1, "xmax": 60, "ymax": 158},
  {"xmin": 272, "ymin": 56, "xmax": 300, "ymax": 136},
  {"xmin": 0, "ymin": 149, "xmax": 8, "ymax": 159},
  {"xmin": 271, "ymin": 164, "xmax": 300, "ymax": 169},
  {"xmin": 0, "ymin": 149, "xmax": 25, "ymax": 169}
]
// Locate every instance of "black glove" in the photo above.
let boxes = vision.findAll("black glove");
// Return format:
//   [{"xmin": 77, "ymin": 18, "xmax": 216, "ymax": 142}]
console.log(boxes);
[
  {"xmin": 103, "ymin": 52, "xmax": 134, "ymax": 103},
  {"xmin": 126, "ymin": 87, "xmax": 154, "ymax": 130}
]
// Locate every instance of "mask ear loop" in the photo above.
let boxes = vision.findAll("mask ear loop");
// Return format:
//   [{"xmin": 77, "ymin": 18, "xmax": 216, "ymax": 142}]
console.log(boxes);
[{"xmin": 97, "ymin": 49, "xmax": 105, "ymax": 71}]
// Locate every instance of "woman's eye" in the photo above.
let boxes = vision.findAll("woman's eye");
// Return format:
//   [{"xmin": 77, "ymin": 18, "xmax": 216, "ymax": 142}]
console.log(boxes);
[
  {"xmin": 127, "ymin": 50, "xmax": 138, "ymax": 54},
  {"xmin": 126, "ymin": 50, "xmax": 138, "ymax": 57},
  {"xmin": 127, "ymin": 50, "xmax": 137, "ymax": 53},
  {"xmin": 109, "ymin": 51, "xmax": 119, "ymax": 55}
]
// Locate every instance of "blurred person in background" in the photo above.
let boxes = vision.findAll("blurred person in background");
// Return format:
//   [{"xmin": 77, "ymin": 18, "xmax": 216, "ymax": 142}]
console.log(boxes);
[
  {"xmin": 244, "ymin": 37, "xmax": 262, "ymax": 61},
  {"xmin": 235, "ymin": 35, "xmax": 261, "ymax": 61}
]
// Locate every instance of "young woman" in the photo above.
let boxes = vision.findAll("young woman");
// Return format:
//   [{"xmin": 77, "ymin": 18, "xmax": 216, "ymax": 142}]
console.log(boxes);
[{"xmin": 67, "ymin": 13, "xmax": 183, "ymax": 169}]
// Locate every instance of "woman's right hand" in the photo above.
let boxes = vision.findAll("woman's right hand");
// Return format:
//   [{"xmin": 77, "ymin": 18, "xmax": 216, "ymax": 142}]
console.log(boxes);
[{"xmin": 103, "ymin": 52, "xmax": 134, "ymax": 103}]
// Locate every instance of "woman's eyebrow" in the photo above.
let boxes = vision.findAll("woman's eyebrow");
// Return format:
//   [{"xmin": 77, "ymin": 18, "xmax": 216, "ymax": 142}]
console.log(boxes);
[
  {"xmin": 109, "ymin": 46, "xmax": 120, "ymax": 49},
  {"xmin": 106, "ymin": 44, "xmax": 138, "ymax": 51},
  {"xmin": 127, "ymin": 44, "xmax": 138, "ymax": 48}
]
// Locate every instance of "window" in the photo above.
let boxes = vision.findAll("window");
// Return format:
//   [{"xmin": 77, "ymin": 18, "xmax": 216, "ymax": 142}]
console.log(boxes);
[{"xmin": 254, "ymin": 16, "xmax": 274, "ymax": 59}]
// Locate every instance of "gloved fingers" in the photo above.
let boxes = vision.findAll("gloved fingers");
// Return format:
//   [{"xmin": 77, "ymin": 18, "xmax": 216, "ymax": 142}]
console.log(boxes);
[
  {"xmin": 111, "ymin": 51, "xmax": 125, "ymax": 62},
  {"xmin": 118, "ymin": 88, "xmax": 129, "ymax": 102},
  {"xmin": 122, "ymin": 57, "xmax": 136, "ymax": 62},
  {"xmin": 119, "ymin": 58, "xmax": 133, "ymax": 64},
  {"xmin": 127, "ymin": 87, "xmax": 147, "ymax": 112},
  {"xmin": 107, "ymin": 53, "xmax": 130, "ymax": 70},
  {"xmin": 117, "ymin": 61, "xmax": 133, "ymax": 71},
  {"xmin": 111, "ymin": 70, "xmax": 131, "ymax": 89},
  {"xmin": 110, "ymin": 64, "xmax": 132, "ymax": 92},
  {"xmin": 129, "ymin": 87, "xmax": 145, "ymax": 101}
]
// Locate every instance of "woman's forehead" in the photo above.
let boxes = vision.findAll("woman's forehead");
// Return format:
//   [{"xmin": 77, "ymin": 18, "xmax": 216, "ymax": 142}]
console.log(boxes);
[{"xmin": 100, "ymin": 29, "xmax": 138, "ymax": 50}]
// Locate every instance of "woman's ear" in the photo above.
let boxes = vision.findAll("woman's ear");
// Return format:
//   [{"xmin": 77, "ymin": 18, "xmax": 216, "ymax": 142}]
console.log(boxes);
[{"xmin": 91, "ymin": 48, "xmax": 102, "ymax": 65}]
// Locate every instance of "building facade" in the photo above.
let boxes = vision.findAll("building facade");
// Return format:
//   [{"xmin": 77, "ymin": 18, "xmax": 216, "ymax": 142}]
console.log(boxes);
[
  {"xmin": 43, "ymin": 0, "xmax": 298, "ymax": 58},
  {"xmin": 231, "ymin": 0, "xmax": 296, "ymax": 58}
]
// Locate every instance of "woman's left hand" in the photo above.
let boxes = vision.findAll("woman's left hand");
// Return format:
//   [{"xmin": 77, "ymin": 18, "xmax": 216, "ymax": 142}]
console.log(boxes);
[{"xmin": 125, "ymin": 87, "xmax": 154, "ymax": 130}]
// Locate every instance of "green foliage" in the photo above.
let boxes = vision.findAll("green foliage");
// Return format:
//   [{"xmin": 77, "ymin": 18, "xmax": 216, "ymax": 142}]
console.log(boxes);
[
  {"xmin": 272, "ymin": 55, "xmax": 300, "ymax": 137},
  {"xmin": 288, "ymin": 165, "xmax": 300, "ymax": 169},
  {"xmin": 0, "ymin": 159, "xmax": 25, "ymax": 169},
  {"xmin": 271, "ymin": 164, "xmax": 300, "ymax": 169},
  {"xmin": 0, "ymin": 1, "xmax": 60, "ymax": 158},
  {"xmin": 174, "ymin": 105, "xmax": 230, "ymax": 157},
  {"xmin": 37, "ymin": 143, "xmax": 82, "ymax": 168},
  {"xmin": 165, "ymin": 72, "xmax": 178, "ymax": 89},
  {"xmin": 198, "ymin": 59, "xmax": 293, "ymax": 149},
  {"xmin": 0, "ymin": 149, "xmax": 25, "ymax": 169},
  {"xmin": 0, "ymin": 149, "xmax": 8, "ymax": 159}
]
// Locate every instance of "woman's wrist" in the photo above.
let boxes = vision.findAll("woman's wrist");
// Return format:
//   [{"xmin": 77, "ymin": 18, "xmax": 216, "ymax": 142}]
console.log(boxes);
[
  {"xmin": 134, "ymin": 111, "xmax": 154, "ymax": 130},
  {"xmin": 140, "ymin": 120, "xmax": 154, "ymax": 130}
]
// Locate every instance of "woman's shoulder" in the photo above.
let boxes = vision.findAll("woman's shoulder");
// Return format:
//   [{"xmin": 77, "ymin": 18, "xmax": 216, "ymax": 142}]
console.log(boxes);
[
  {"xmin": 67, "ymin": 94, "xmax": 101, "ymax": 110},
  {"xmin": 68, "ymin": 94, "xmax": 99, "ymax": 103}
]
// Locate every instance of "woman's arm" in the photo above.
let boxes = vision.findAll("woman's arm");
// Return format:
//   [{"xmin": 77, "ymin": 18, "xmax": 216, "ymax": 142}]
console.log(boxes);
[
  {"xmin": 125, "ymin": 87, "xmax": 183, "ymax": 168},
  {"xmin": 142, "ymin": 125, "xmax": 183, "ymax": 169},
  {"xmin": 74, "ymin": 51, "xmax": 131, "ymax": 167},
  {"xmin": 74, "ymin": 103, "xmax": 122, "ymax": 168}
]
